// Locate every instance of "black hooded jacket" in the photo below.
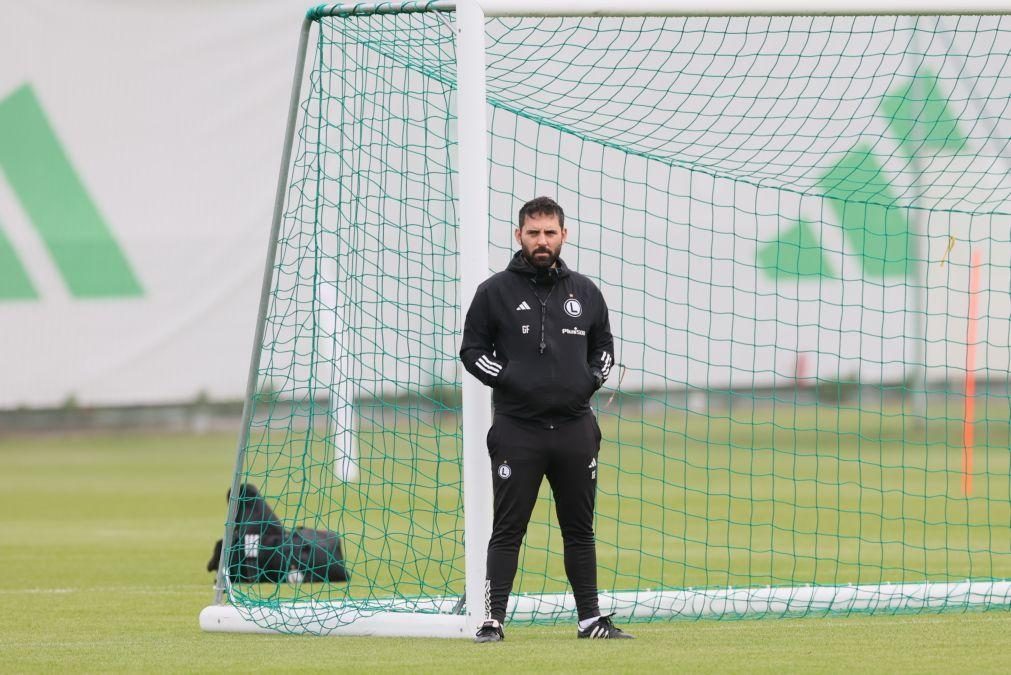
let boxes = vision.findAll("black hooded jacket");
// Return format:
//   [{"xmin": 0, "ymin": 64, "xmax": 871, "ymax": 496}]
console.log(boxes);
[{"xmin": 460, "ymin": 251, "xmax": 614, "ymax": 425}]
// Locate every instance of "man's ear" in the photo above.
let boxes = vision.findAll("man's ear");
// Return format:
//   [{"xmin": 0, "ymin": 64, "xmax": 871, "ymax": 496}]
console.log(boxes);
[{"xmin": 514, "ymin": 227, "xmax": 523, "ymax": 246}]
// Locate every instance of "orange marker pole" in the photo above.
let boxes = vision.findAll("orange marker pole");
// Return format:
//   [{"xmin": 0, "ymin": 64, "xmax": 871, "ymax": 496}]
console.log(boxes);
[{"xmin": 962, "ymin": 249, "xmax": 982, "ymax": 497}]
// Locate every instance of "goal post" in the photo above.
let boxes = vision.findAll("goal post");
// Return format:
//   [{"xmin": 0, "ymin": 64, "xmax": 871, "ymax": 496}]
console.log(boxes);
[
  {"xmin": 202, "ymin": 0, "xmax": 1011, "ymax": 638},
  {"xmin": 456, "ymin": 0, "xmax": 495, "ymax": 640}
]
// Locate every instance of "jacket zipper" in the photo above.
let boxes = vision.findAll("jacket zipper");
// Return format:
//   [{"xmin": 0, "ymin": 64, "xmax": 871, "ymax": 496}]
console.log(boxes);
[{"xmin": 532, "ymin": 282, "xmax": 556, "ymax": 355}]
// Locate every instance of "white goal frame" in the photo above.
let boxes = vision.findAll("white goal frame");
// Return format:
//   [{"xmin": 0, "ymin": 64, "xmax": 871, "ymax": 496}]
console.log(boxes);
[{"xmin": 201, "ymin": 0, "xmax": 1011, "ymax": 638}]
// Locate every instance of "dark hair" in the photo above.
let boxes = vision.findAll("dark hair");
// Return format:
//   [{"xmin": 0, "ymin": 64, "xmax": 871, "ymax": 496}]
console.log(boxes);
[{"xmin": 518, "ymin": 196, "xmax": 565, "ymax": 230}]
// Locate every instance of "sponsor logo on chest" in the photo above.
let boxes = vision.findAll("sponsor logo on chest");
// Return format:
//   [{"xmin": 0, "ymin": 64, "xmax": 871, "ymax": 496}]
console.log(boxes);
[{"xmin": 562, "ymin": 326, "xmax": 586, "ymax": 336}]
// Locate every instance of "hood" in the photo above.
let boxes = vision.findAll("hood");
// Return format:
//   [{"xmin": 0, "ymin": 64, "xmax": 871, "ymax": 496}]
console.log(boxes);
[{"xmin": 505, "ymin": 250, "xmax": 571, "ymax": 284}]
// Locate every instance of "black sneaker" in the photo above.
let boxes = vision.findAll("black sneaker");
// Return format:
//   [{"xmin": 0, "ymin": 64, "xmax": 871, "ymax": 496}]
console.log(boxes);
[
  {"xmin": 577, "ymin": 614, "xmax": 634, "ymax": 639},
  {"xmin": 474, "ymin": 619, "xmax": 505, "ymax": 643}
]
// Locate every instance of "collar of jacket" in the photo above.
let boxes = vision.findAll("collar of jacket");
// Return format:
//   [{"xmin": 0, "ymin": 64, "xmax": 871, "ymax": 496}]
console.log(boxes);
[{"xmin": 506, "ymin": 250, "xmax": 571, "ymax": 285}]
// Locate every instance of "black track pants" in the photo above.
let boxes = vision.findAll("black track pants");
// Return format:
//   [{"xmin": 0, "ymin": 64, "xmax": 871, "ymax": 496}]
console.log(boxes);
[{"xmin": 484, "ymin": 413, "xmax": 602, "ymax": 623}]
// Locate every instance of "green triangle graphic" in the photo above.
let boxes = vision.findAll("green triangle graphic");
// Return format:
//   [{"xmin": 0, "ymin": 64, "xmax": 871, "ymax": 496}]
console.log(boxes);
[
  {"xmin": 757, "ymin": 219, "xmax": 836, "ymax": 280},
  {"xmin": 0, "ymin": 218, "xmax": 38, "ymax": 300},
  {"xmin": 0, "ymin": 84, "xmax": 143, "ymax": 299},
  {"xmin": 818, "ymin": 144, "xmax": 911, "ymax": 279},
  {"xmin": 880, "ymin": 67, "xmax": 968, "ymax": 155}
]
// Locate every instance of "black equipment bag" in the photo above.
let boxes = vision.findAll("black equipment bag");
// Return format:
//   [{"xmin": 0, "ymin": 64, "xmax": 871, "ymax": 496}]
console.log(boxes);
[
  {"xmin": 291, "ymin": 527, "xmax": 350, "ymax": 583},
  {"xmin": 206, "ymin": 484, "xmax": 349, "ymax": 583}
]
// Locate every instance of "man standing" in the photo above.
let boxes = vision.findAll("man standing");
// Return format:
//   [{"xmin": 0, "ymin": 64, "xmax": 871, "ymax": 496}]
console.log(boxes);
[{"xmin": 460, "ymin": 196, "xmax": 633, "ymax": 642}]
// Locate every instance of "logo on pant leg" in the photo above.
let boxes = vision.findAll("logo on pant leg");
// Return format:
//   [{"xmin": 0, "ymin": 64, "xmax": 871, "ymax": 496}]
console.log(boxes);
[
  {"xmin": 498, "ymin": 463, "xmax": 512, "ymax": 479},
  {"xmin": 588, "ymin": 457, "xmax": 597, "ymax": 480}
]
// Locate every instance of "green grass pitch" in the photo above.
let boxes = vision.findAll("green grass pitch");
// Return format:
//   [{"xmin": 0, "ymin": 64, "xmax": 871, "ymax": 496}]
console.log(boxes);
[
  {"xmin": 2, "ymin": 420, "xmax": 1010, "ymax": 672},
  {"xmin": 235, "ymin": 402, "xmax": 1011, "ymax": 609}
]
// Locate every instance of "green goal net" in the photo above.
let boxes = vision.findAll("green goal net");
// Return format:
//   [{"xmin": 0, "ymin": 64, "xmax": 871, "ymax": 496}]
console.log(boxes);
[{"xmin": 206, "ymin": 5, "xmax": 1011, "ymax": 636}]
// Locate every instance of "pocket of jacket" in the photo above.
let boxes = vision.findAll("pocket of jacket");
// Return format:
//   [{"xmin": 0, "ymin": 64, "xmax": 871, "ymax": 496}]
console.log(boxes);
[
  {"xmin": 495, "ymin": 361, "xmax": 511, "ymax": 390},
  {"xmin": 486, "ymin": 423, "xmax": 497, "ymax": 454},
  {"xmin": 582, "ymin": 364, "xmax": 597, "ymax": 397}
]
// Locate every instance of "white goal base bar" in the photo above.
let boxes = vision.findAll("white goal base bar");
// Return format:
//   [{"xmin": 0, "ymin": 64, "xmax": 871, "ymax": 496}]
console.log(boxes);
[
  {"xmin": 200, "ymin": 580, "xmax": 1011, "ymax": 637},
  {"xmin": 199, "ymin": 605, "xmax": 471, "ymax": 638},
  {"xmin": 544, "ymin": 580, "xmax": 1011, "ymax": 619}
]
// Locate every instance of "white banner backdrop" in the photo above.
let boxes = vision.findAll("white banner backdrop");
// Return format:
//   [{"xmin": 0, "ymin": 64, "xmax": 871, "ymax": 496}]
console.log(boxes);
[
  {"xmin": 0, "ymin": 0, "xmax": 316, "ymax": 408},
  {"xmin": 1, "ymin": 5, "xmax": 1009, "ymax": 409}
]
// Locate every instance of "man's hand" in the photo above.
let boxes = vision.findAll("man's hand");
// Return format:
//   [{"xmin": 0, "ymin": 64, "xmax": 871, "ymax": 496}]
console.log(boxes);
[{"xmin": 590, "ymin": 367, "xmax": 605, "ymax": 391}]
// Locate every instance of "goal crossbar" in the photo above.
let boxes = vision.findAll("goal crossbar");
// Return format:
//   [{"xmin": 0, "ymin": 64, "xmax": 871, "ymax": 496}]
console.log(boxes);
[{"xmin": 308, "ymin": 0, "xmax": 1011, "ymax": 18}]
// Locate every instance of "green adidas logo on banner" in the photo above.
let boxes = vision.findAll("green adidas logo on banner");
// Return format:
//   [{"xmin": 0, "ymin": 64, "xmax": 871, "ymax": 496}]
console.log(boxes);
[
  {"xmin": 758, "ymin": 68, "xmax": 968, "ymax": 281},
  {"xmin": 0, "ymin": 84, "xmax": 142, "ymax": 301}
]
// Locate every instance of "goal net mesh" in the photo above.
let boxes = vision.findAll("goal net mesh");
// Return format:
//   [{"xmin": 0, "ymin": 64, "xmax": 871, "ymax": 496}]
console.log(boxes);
[{"xmin": 223, "ymin": 9, "xmax": 1011, "ymax": 632}]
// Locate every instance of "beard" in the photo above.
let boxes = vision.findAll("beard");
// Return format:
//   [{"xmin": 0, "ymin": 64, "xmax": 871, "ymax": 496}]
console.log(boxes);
[{"xmin": 521, "ymin": 244, "xmax": 560, "ymax": 269}]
